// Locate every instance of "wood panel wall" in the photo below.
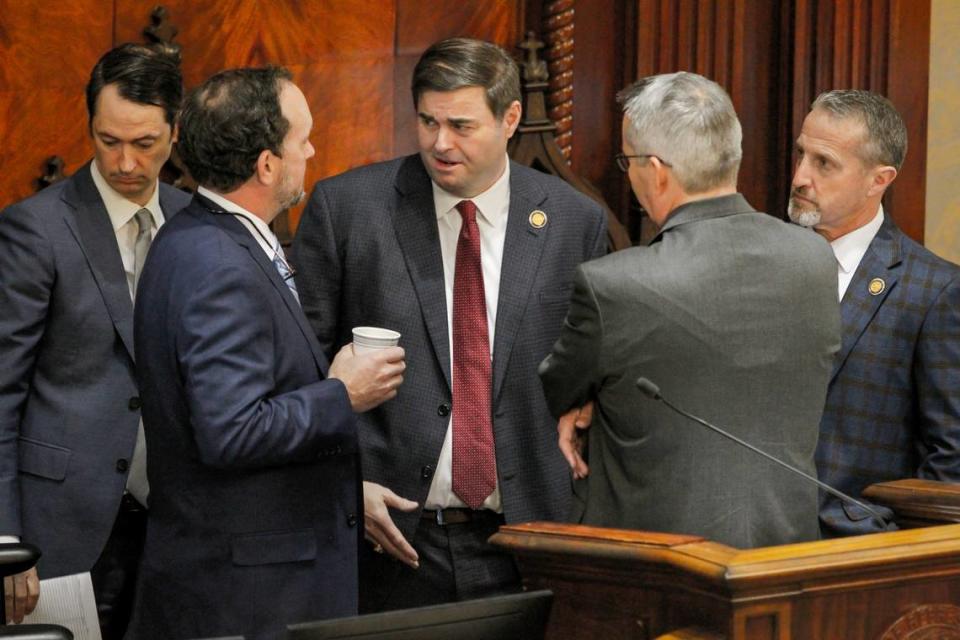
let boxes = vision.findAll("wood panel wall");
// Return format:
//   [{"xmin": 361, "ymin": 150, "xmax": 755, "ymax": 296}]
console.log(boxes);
[
  {"xmin": 0, "ymin": 1, "xmax": 522, "ymax": 234},
  {"xmin": 532, "ymin": 0, "xmax": 931, "ymax": 243},
  {"xmin": 0, "ymin": 2, "xmax": 112, "ymax": 205},
  {"xmin": 0, "ymin": 1, "xmax": 931, "ymax": 243},
  {"xmin": 793, "ymin": 0, "xmax": 930, "ymax": 240}
]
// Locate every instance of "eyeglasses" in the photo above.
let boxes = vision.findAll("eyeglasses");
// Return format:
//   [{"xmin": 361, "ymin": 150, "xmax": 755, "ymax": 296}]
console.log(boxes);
[{"xmin": 615, "ymin": 152, "xmax": 673, "ymax": 172}]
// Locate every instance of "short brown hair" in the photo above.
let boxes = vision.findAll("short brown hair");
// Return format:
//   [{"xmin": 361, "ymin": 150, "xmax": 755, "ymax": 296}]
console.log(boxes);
[{"xmin": 412, "ymin": 38, "xmax": 520, "ymax": 118}]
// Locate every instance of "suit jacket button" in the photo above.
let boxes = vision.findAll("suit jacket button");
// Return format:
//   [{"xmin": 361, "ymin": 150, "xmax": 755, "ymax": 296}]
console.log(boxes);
[
  {"xmin": 421, "ymin": 465, "xmax": 433, "ymax": 479},
  {"xmin": 347, "ymin": 514, "xmax": 358, "ymax": 527},
  {"xmin": 437, "ymin": 403, "xmax": 450, "ymax": 417},
  {"xmin": 128, "ymin": 396, "xmax": 142, "ymax": 411},
  {"xmin": 116, "ymin": 459, "xmax": 129, "ymax": 473}
]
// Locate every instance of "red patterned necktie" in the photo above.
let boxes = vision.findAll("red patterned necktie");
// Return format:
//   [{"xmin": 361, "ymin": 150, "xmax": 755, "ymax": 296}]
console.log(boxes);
[{"xmin": 451, "ymin": 200, "xmax": 496, "ymax": 509}]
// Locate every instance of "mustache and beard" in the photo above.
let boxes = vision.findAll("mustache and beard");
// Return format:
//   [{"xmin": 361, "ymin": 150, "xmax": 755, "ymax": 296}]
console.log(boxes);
[
  {"xmin": 787, "ymin": 190, "xmax": 821, "ymax": 228},
  {"xmin": 276, "ymin": 167, "xmax": 307, "ymax": 211}
]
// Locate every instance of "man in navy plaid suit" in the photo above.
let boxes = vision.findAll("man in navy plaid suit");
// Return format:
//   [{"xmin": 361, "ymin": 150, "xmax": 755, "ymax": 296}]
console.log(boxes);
[{"xmin": 789, "ymin": 89, "xmax": 960, "ymax": 537}]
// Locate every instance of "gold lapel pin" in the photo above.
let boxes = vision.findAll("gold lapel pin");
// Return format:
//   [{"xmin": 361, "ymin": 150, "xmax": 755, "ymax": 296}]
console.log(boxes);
[
  {"xmin": 868, "ymin": 278, "xmax": 885, "ymax": 296},
  {"xmin": 529, "ymin": 210, "xmax": 547, "ymax": 229}
]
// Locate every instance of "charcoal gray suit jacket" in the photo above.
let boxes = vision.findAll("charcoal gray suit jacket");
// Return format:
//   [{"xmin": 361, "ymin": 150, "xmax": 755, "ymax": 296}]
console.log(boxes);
[
  {"xmin": 293, "ymin": 154, "xmax": 606, "ymax": 605},
  {"xmin": 540, "ymin": 194, "xmax": 841, "ymax": 549},
  {"xmin": 0, "ymin": 164, "xmax": 189, "ymax": 576}
]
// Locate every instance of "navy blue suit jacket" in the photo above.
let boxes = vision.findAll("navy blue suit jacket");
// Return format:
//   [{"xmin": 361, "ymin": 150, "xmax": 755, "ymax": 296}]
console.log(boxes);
[
  {"xmin": 817, "ymin": 214, "xmax": 960, "ymax": 536},
  {"xmin": 128, "ymin": 195, "xmax": 359, "ymax": 640},
  {"xmin": 0, "ymin": 164, "xmax": 189, "ymax": 576}
]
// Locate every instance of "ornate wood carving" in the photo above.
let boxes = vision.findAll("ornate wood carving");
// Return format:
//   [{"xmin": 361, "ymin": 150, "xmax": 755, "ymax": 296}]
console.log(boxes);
[
  {"xmin": 35, "ymin": 156, "xmax": 67, "ymax": 191},
  {"xmin": 142, "ymin": 5, "xmax": 182, "ymax": 61},
  {"xmin": 542, "ymin": 0, "xmax": 574, "ymax": 161},
  {"xmin": 880, "ymin": 605, "xmax": 960, "ymax": 640},
  {"xmin": 509, "ymin": 32, "xmax": 631, "ymax": 251}
]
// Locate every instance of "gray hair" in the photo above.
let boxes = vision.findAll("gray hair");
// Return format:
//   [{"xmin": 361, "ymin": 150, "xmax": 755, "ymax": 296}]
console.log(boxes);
[
  {"xmin": 618, "ymin": 72, "xmax": 742, "ymax": 193},
  {"xmin": 811, "ymin": 89, "xmax": 907, "ymax": 170}
]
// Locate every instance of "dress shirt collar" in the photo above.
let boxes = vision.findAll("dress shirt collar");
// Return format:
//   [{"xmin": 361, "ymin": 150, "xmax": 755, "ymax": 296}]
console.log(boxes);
[
  {"xmin": 197, "ymin": 186, "xmax": 280, "ymax": 258},
  {"xmin": 90, "ymin": 162, "xmax": 163, "ymax": 232},
  {"xmin": 830, "ymin": 205, "xmax": 884, "ymax": 275},
  {"xmin": 432, "ymin": 154, "xmax": 511, "ymax": 226}
]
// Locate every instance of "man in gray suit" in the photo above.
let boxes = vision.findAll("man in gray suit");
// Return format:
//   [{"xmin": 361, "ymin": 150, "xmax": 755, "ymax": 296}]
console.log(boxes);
[
  {"xmin": 539, "ymin": 72, "xmax": 840, "ymax": 549},
  {"xmin": 0, "ymin": 44, "xmax": 188, "ymax": 636},
  {"xmin": 293, "ymin": 37, "xmax": 606, "ymax": 609}
]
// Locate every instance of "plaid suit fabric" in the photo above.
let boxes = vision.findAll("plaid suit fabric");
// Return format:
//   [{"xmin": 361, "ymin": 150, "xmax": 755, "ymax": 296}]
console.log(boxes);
[
  {"xmin": 817, "ymin": 215, "xmax": 960, "ymax": 536},
  {"xmin": 292, "ymin": 155, "xmax": 607, "ymax": 607}
]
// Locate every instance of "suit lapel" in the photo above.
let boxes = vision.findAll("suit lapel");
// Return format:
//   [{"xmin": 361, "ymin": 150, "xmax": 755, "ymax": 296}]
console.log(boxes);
[
  {"xmin": 199, "ymin": 195, "xmax": 332, "ymax": 375},
  {"xmin": 60, "ymin": 164, "xmax": 137, "ymax": 360},
  {"xmin": 391, "ymin": 157, "xmax": 452, "ymax": 389},
  {"xmin": 831, "ymin": 219, "xmax": 902, "ymax": 383},
  {"xmin": 491, "ymin": 166, "xmax": 549, "ymax": 402}
]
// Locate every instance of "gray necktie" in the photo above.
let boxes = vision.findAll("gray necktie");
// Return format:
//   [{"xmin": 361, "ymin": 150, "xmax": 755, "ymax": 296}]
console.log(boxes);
[
  {"xmin": 132, "ymin": 208, "xmax": 153, "ymax": 298},
  {"xmin": 128, "ymin": 208, "xmax": 153, "ymax": 505}
]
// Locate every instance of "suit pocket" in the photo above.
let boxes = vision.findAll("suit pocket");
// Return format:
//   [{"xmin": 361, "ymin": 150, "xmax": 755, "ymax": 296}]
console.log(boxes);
[
  {"xmin": 231, "ymin": 528, "xmax": 317, "ymax": 566},
  {"xmin": 18, "ymin": 437, "xmax": 71, "ymax": 481}
]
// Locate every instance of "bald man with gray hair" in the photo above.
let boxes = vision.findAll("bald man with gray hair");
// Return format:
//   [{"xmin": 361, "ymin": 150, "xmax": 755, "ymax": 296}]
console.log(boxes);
[{"xmin": 539, "ymin": 71, "xmax": 841, "ymax": 548}]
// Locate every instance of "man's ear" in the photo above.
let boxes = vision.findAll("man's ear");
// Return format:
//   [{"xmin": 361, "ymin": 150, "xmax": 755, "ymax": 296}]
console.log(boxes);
[
  {"xmin": 867, "ymin": 165, "xmax": 897, "ymax": 198},
  {"xmin": 652, "ymin": 157, "xmax": 672, "ymax": 195},
  {"xmin": 502, "ymin": 100, "xmax": 522, "ymax": 138},
  {"xmin": 256, "ymin": 149, "xmax": 280, "ymax": 186}
]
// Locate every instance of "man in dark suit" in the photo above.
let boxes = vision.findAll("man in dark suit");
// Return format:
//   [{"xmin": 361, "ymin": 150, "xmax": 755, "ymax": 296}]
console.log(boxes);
[
  {"xmin": 0, "ymin": 44, "xmax": 187, "ymax": 636},
  {"xmin": 539, "ymin": 72, "xmax": 841, "ymax": 549},
  {"xmin": 789, "ymin": 89, "xmax": 960, "ymax": 537},
  {"xmin": 293, "ymin": 38, "xmax": 606, "ymax": 610},
  {"xmin": 127, "ymin": 67, "xmax": 405, "ymax": 640}
]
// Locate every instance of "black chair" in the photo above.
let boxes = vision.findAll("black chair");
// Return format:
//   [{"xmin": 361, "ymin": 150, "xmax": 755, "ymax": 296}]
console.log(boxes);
[{"xmin": 0, "ymin": 543, "xmax": 72, "ymax": 640}]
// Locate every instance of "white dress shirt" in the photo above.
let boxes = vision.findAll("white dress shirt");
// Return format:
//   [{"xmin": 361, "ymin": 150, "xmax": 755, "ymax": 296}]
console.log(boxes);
[
  {"xmin": 91, "ymin": 163, "xmax": 164, "ymax": 299},
  {"xmin": 198, "ymin": 186, "xmax": 283, "ymax": 261},
  {"xmin": 830, "ymin": 205, "xmax": 884, "ymax": 300},
  {"xmin": 94, "ymin": 162, "xmax": 165, "ymax": 506},
  {"xmin": 425, "ymin": 157, "xmax": 511, "ymax": 512}
]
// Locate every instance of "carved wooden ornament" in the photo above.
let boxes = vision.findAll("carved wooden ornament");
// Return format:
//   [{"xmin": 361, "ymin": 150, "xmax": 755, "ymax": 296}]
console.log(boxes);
[{"xmin": 881, "ymin": 604, "xmax": 960, "ymax": 640}]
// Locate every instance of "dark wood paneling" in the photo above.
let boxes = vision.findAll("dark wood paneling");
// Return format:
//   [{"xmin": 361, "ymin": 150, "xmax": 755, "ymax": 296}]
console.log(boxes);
[
  {"xmin": 568, "ymin": 0, "xmax": 624, "ymax": 219},
  {"xmin": 0, "ymin": 2, "xmax": 112, "ymax": 207},
  {"xmin": 792, "ymin": 0, "xmax": 930, "ymax": 241},
  {"xmin": 115, "ymin": 1, "xmax": 397, "ymax": 232},
  {"xmin": 392, "ymin": 0, "xmax": 524, "ymax": 158}
]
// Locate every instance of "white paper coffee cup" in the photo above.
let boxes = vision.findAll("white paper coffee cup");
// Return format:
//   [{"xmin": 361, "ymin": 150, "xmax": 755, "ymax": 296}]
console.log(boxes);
[{"xmin": 352, "ymin": 326, "xmax": 401, "ymax": 354}]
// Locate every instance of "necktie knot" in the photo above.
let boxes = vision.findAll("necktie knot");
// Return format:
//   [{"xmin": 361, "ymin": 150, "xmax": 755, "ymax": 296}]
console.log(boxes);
[
  {"xmin": 134, "ymin": 208, "xmax": 153, "ymax": 233},
  {"xmin": 455, "ymin": 200, "xmax": 478, "ymax": 225}
]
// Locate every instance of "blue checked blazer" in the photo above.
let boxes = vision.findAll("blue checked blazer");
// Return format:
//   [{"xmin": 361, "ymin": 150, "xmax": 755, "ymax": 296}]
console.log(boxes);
[{"xmin": 817, "ymin": 213, "xmax": 960, "ymax": 536}]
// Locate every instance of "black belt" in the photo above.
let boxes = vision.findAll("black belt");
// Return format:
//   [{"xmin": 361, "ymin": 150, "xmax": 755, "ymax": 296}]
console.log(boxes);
[{"xmin": 421, "ymin": 508, "xmax": 499, "ymax": 526}]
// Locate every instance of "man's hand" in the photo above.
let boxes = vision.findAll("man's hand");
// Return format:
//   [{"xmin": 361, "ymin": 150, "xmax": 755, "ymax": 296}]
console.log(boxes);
[
  {"xmin": 329, "ymin": 345, "xmax": 405, "ymax": 413},
  {"xmin": 362, "ymin": 481, "xmax": 419, "ymax": 569},
  {"xmin": 3, "ymin": 566, "xmax": 39, "ymax": 624},
  {"xmin": 558, "ymin": 401, "xmax": 593, "ymax": 479}
]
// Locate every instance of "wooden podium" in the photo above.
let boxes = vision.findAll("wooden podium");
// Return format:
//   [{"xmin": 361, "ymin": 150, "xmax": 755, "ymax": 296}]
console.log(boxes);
[{"xmin": 491, "ymin": 482, "xmax": 960, "ymax": 639}]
